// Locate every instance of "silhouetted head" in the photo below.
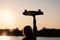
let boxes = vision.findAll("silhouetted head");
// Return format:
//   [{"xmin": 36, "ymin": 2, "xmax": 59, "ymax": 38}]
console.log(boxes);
[{"xmin": 23, "ymin": 25, "xmax": 32, "ymax": 37}]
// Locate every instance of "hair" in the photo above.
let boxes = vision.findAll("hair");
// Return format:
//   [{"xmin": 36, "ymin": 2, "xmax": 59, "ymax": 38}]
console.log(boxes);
[{"xmin": 23, "ymin": 25, "xmax": 32, "ymax": 37}]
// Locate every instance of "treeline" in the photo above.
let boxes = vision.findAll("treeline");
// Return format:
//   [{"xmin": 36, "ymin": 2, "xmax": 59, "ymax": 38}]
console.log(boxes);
[
  {"xmin": 37, "ymin": 28, "xmax": 60, "ymax": 37},
  {"xmin": 0, "ymin": 27, "xmax": 60, "ymax": 37},
  {"xmin": 0, "ymin": 28, "xmax": 23, "ymax": 36}
]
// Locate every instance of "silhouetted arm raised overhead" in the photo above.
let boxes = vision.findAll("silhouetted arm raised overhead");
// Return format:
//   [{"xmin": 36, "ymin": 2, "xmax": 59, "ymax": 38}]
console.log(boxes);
[{"xmin": 23, "ymin": 9, "xmax": 44, "ymax": 40}]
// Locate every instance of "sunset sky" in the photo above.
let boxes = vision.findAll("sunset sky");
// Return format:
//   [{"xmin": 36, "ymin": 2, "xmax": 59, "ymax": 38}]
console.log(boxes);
[{"xmin": 0, "ymin": 0, "xmax": 60, "ymax": 30}]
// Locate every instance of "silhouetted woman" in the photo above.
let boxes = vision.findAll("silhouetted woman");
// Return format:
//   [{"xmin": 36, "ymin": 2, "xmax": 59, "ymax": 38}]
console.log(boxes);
[{"xmin": 22, "ymin": 25, "xmax": 34, "ymax": 40}]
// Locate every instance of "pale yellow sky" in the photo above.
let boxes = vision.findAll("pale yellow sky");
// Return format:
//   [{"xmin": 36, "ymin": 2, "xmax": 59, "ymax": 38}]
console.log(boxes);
[{"xmin": 0, "ymin": 0, "xmax": 60, "ymax": 30}]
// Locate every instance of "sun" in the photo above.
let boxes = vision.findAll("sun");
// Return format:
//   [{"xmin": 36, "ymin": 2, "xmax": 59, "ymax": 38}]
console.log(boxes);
[{"xmin": 0, "ymin": 9, "xmax": 14, "ymax": 29}]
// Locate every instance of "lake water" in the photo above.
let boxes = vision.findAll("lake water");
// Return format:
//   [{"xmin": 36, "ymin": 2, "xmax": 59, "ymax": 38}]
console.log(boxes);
[
  {"xmin": 0, "ymin": 36, "xmax": 60, "ymax": 40},
  {"xmin": 37, "ymin": 37, "xmax": 60, "ymax": 40}
]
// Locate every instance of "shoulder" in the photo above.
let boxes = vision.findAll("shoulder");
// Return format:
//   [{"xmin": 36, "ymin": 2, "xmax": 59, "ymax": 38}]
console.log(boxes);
[{"xmin": 22, "ymin": 38, "xmax": 27, "ymax": 40}]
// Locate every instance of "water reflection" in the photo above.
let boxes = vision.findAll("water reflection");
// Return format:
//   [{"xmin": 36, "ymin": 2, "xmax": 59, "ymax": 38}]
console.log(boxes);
[
  {"xmin": 0, "ymin": 36, "xmax": 60, "ymax": 40},
  {"xmin": 0, "ymin": 36, "xmax": 10, "ymax": 40},
  {"xmin": 0, "ymin": 36, "xmax": 24, "ymax": 40}
]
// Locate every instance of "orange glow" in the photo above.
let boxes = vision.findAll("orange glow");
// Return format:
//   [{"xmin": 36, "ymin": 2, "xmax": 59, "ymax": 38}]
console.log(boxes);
[{"xmin": 2, "ymin": 31, "xmax": 7, "ymax": 36}]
